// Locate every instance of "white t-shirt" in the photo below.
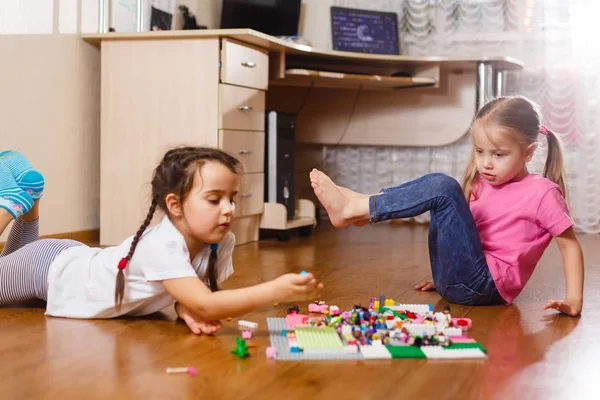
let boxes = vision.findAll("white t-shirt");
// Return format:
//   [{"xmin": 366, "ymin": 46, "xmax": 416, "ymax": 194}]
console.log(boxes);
[{"xmin": 45, "ymin": 216, "xmax": 235, "ymax": 319}]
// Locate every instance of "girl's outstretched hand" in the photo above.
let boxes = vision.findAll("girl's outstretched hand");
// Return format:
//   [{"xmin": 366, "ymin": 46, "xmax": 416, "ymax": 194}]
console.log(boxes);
[
  {"xmin": 274, "ymin": 273, "xmax": 324, "ymax": 302},
  {"xmin": 543, "ymin": 299, "xmax": 582, "ymax": 317},
  {"xmin": 414, "ymin": 281, "xmax": 435, "ymax": 291},
  {"xmin": 175, "ymin": 302, "xmax": 223, "ymax": 335}
]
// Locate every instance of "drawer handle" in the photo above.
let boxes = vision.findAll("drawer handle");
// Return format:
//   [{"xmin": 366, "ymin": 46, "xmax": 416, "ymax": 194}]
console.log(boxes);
[
  {"xmin": 239, "ymin": 150, "xmax": 253, "ymax": 155},
  {"xmin": 241, "ymin": 61, "xmax": 257, "ymax": 68},
  {"xmin": 238, "ymin": 105, "xmax": 254, "ymax": 111},
  {"xmin": 241, "ymin": 193, "xmax": 253, "ymax": 198}
]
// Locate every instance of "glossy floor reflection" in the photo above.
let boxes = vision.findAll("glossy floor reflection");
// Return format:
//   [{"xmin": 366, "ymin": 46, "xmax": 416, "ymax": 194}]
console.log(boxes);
[{"xmin": 1, "ymin": 223, "xmax": 598, "ymax": 399}]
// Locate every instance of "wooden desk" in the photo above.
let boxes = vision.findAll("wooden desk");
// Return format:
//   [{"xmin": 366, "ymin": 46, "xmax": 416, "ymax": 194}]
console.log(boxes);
[{"xmin": 83, "ymin": 29, "xmax": 523, "ymax": 246}]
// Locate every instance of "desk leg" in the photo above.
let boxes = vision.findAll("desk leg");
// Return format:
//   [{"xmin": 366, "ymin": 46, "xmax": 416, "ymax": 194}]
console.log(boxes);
[
  {"xmin": 494, "ymin": 70, "xmax": 507, "ymax": 97},
  {"xmin": 476, "ymin": 62, "xmax": 494, "ymax": 112}
]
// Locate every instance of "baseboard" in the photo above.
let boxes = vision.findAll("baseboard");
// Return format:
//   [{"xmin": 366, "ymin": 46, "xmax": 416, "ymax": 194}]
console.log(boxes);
[{"xmin": 0, "ymin": 229, "xmax": 100, "ymax": 250}]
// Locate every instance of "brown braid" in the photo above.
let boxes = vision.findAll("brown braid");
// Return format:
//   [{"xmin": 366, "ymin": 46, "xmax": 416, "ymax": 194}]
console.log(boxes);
[
  {"xmin": 113, "ymin": 146, "xmax": 243, "ymax": 311},
  {"xmin": 115, "ymin": 197, "xmax": 158, "ymax": 310},
  {"xmin": 207, "ymin": 246, "xmax": 219, "ymax": 291}
]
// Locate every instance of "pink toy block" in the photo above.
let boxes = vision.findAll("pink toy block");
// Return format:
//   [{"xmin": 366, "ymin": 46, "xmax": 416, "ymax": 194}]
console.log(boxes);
[
  {"xmin": 266, "ymin": 346, "xmax": 277, "ymax": 359},
  {"xmin": 308, "ymin": 302, "xmax": 329, "ymax": 313},
  {"xmin": 286, "ymin": 313, "xmax": 309, "ymax": 327},
  {"xmin": 242, "ymin": 329, "xmax": 252, "ymax": 339},
  {"xmin": 449, "ymin": 335, "xmax": 476, "ymax": 343},
  {"xmin": 451, "ymin": 318, "xmax": 472, "ymax": 331},
  {"xmin": 329, "ymin": 305, "xmax": 341, "ymax": 316}
]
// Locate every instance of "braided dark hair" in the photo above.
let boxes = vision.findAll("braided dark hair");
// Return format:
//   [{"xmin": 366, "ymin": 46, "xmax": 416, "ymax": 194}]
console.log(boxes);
[{"xmin": 115, "ymin": 146, "xmax": 243, "ymax": 310}]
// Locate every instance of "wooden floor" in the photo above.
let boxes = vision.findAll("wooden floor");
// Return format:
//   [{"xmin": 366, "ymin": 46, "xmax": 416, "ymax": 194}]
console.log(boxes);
[{"xmin": 1, "ymin": 222, "xmax": 599, "ymax": 399}]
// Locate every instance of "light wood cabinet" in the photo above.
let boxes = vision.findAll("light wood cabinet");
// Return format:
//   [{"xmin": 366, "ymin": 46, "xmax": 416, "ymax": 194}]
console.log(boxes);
[
  {"xmin": 219, "ymin": 85, "xmax": 265, "ymax": 131},
  {"xmin": 219, "ymin": 130, "xmax": 265, "ymax": 174},
  {"xmin": 99, "ymin": 37, "xmax": 267, "ymax": 246},
  {"xmin": 220, "ymin": 39, "xmax": 269, "ymax": 90}
]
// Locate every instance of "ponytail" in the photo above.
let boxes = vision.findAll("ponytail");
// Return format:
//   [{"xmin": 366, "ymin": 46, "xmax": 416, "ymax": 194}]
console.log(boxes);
[
  {"xmin": 115, "ymin": 197, "xmax": 158, "ymax": 311},
  {"xmin": 207, "ymin": 243, "xmax": 220, "ymax": 292},
  {"xmin": 542, "ymin": 128, "xmax": 568, "ymax": 199},
  {"xmin": 462, "ymin": 148, "xmax": 480, "ymax": 204}
]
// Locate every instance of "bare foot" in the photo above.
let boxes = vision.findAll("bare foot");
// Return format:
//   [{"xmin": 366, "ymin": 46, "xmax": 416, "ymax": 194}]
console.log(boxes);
[
  {"xmin": 338, "ymin": 186, "xmax": 360, "ymax": 197},
  {"xmin": 336, "ymin": 187, "xmax": 369, "ymax": 226},
  {"xmin": 309, "ymin": 169, "xmax": 370, "ymax": 228}
]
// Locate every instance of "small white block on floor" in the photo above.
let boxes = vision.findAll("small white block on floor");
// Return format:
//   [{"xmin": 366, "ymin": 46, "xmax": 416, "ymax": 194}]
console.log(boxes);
[
  {"xmin": 360, "ymin": 345, "xmax": 392, "ymax": 359},
  {"xmin": 421, "ymin": 346, "xmax": 487, "ymax": 359}
]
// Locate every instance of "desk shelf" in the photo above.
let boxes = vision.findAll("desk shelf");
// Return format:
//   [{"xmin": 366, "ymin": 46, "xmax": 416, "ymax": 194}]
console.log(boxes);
[
  {"xmin": 260, "ymin": 199, "xmax": 317, "ymax": 241},
  {"xmin": 270, "ymin": 69, "xmax": 437, "ymax": 90}
]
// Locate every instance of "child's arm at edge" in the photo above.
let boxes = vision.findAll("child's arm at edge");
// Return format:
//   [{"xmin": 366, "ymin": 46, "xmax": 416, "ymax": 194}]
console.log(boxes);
[
  {"xmin": 543, "ymin": 227, "xmax": 584, "ymax": 316},
  {"xmin": 161, "ymin": 273, "xmax": 323, "ymax": 321}
]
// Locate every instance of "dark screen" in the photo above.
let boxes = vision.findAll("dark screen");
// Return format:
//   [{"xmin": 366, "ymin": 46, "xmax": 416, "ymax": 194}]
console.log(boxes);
[{"xmin": 220, "ymin": 0, "xmax": 302, "ymax": 36}]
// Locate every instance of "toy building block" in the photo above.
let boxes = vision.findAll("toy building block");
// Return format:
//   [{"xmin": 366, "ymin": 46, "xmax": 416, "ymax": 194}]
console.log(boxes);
[
  {"xmin": 266, "ymin": 296, "xmax": 481, "ymax": 361},
  {"xmin": 452, "ymin": 318, "xmax": 472, "ymax": 331},
  {"xmin": 448, "ymin": 335, "xmax": 476, "ymax": 343},
  {"xmin": 402, "ymin": 324, "xmax": 436, "ymax": 336},
  {"xmin": 266, "ymin": 346, "xmax": 277, "ymax": 359},
  {"xmin": 373, "ymin": 300, "xmax": 380, "ymax": 312},
  {"xmin": 420, "ymin": 346, "xmax": 486, "ymax": 359},
  {"xmin": 441, "ymin": 327, "xmax": 463, "ymax": 337},
  {"xmin": 304, "ymin": 347, "xmax": 357, "ymax": 356},
  {"xmin": 286, "ymin": 313, "xmax": 309, "ymax": 327},
  {"xmin": 385, "ymin": 303, "xmax": 433, "ymax": 315},
  {"xmin": 231, "ymin": 337, "xmax": 250, "ymax": 358},
  {"xmin": 386, "ymin": 346, "xmax": 426, "ymax": 359},
  {"xmin": 165, "ymin": 367, "xmax": 197, "ymax": 376},
  {"xmin": 242, "ymin": 329, "xmax": 252, "ymax": 339},
  {"xmin": 361, "ymin": 345, "xmax": 392, "ymax": 359},
  {"xmin": 369, "ymin": 297, "xmax": 376, "ymax": 310},
  {"xmin": 308, "ymin": 301, "xmax": 329, "ymax": 313},
  {"xmin": 239, "ymin": 320, "xmax": 258, "ymax": 330},
  {"xmin": 329, "ymin": 305, "xmax": 341, "ymax": 316},
  {"xmin": 295, "ymin": 327, "xmax": 344, "ymax": 350},
  {"xmin": 299, "ymin": 270, "xmax": 309, "ymax": 276}
]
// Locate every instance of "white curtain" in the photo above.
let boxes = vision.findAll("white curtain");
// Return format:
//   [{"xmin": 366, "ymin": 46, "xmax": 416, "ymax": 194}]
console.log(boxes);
[{"xmin": 321, "ymin": 0, "xmax": 600, "ymax": 232}]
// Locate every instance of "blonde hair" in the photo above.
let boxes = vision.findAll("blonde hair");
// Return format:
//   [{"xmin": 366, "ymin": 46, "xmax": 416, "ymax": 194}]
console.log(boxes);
[{"xmin": 462, "ymin": 96, "xmax": 567, "ymax": 202}]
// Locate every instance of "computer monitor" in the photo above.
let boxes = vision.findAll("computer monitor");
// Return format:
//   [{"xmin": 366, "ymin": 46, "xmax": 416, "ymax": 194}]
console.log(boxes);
[
  {"xmin": 220, "ymin": 0, "xmax": 302, "ymax": 37},
  {"xmin": 331, "ymin": 6, "xmax": 400, "ymax": 55}
]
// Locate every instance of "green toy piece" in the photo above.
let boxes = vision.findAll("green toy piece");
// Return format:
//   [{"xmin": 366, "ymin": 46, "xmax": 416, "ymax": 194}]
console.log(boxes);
[{"xmin": 231, "ymin": 336, "xmax": 250, "ymax": 358}]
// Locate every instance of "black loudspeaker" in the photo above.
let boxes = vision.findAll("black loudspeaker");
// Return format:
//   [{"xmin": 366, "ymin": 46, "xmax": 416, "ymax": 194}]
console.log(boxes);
[{"xmin": 265, "ymin": 111, "xmax": 295, "ymax": 219}]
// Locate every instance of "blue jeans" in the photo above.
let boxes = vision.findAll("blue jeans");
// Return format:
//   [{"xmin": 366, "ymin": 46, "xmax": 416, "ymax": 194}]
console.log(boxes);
[{"xmin": 369, "ymin": 173, "xmax": 505, "ymax": 306}]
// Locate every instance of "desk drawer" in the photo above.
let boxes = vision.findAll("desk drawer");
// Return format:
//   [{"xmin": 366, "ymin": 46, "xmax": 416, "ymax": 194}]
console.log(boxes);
[
  {"xmin": 219, "ymin": 84, "xmax": 265, "ymax": 131},
  {"xmin": 237, "ymin": 172, "xmax": 264, "ymax": 217},
  {"xmin": 219, "ymin": 130, "xmax": 264, "ymax": 173},
  {"xmin": 221, "ymin": 39, "xmax": 268, "ymax": 90}
]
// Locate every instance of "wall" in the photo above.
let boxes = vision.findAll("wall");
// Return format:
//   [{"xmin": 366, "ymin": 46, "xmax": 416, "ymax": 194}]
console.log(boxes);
[
  {"xmin": 0, "ymin": 1, "xmax": 100, "ymax": 241},
  {"xmin": 0, "ymin": 1, "xmax": 219, "ymax": 242}
]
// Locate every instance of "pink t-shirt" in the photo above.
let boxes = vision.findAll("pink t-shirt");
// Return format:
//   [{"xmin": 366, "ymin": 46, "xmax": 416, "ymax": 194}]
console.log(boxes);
[{"xmin": 469, "ymin": 174, "xmax": 573, "ymax": 303}]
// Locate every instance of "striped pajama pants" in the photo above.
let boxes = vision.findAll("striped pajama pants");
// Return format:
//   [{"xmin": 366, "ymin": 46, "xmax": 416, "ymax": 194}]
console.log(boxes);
[{"xmin": 0, "ymin": 219, "xmax": 82, "ymax": 305}]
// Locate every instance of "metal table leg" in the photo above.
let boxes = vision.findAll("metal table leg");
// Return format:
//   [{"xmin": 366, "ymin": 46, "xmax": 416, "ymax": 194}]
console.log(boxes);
[
  {"xmin": 494, "ymin": 70, "xmax": 507, "ymax": 97},
  {"xmin": 476, "ymin": 62, "xmax": 494, "ymax": 112}
]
